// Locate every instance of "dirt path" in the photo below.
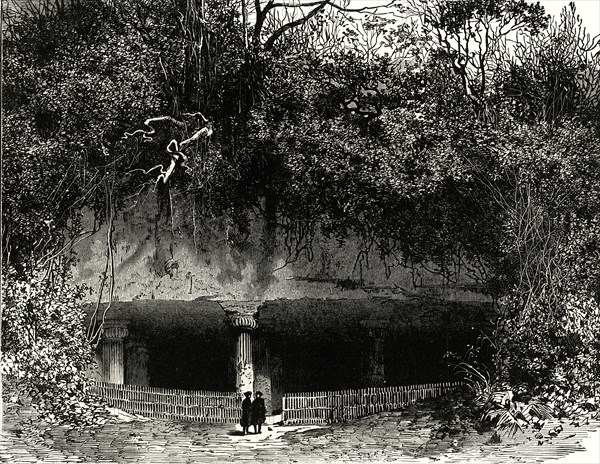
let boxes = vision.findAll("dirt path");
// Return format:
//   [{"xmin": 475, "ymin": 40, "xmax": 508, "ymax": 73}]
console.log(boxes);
[{"xmin": 1, "ymin": 409, "xmax": 598, "ymax": 463}]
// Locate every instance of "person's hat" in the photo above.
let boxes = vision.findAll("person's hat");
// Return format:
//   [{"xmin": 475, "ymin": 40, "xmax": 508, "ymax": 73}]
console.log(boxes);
[
  {"xmin": 244, "ymin": 391, "xmax": 252, "ymax": 397},
  {"xmin": 255, "ymin": 391, "xmax": 263, "ymax": 397}
]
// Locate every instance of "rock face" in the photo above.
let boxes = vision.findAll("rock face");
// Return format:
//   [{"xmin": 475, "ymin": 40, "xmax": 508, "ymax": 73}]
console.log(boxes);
[
  {"xmin": 71, "ymin": 194, "xmax": 489, "ymax": 304},
  {"xmin": 76, "ymin": 194, "xmax": 493, "ymax": 401}
]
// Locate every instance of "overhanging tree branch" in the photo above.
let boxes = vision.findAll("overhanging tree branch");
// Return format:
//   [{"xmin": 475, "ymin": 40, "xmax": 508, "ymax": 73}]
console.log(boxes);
[
  {"xmin": 263, "ymin": 0, "xmax": 329, "ymax": 50},
  {"xmin": 123, "ymin": 112, "xmax": 213, "ymax": 184},
  {"xmin": 260, "ymin": 0, "xmax": 397, "ymax": 50}
]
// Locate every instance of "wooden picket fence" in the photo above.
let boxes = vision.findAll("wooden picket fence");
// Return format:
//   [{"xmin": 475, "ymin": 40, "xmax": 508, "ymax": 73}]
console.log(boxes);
[
  {"xmin": 92, "ymin": 381, "xmax": 463, "ymax": 424},
  {"xmin": 91, "ymin": 382, "xmax": 241, "ymax": 423},
  {"xmin": 282, "ymin": 381, "xmax": 463, "ymax": 424}
]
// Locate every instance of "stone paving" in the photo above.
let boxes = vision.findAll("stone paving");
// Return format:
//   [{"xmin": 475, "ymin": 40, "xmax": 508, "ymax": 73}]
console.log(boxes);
[{"xmin": 1, "ymin": 407, "xmax": 599, "ymax": 463}]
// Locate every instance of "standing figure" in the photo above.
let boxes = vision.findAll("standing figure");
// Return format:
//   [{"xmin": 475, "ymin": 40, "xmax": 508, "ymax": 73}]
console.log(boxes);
[
  {"xmin": 251, "ymin": 391, "xmax": 266, "ymax": 434},
  {"xmin": 240, "ymin": 391, "xmax": 252, "ymax": 435}
]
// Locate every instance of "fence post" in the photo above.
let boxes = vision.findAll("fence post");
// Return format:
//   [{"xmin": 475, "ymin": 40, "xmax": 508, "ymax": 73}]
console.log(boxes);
[{"xmin": 282, "ymin": 395, "xmax": 286, "ymax": 422}]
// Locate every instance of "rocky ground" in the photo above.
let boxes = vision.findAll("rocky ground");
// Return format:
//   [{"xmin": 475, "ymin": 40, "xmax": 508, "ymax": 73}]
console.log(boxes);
[{"xmin": 1, "ymin": 403, "xmax": 598, "ymax": 463}]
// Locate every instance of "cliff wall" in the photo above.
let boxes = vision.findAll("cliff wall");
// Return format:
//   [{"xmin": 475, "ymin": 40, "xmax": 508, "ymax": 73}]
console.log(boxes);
[{"xmin": 72, "ymin": 192, "xmax": 489, "ymax": 303}]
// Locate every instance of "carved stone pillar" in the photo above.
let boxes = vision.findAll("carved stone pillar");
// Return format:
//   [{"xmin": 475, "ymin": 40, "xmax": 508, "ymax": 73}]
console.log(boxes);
[
  {"xmin": 229, "ymin": 315, "xmax": 258, "ymax": 395},
  {"xmin": 125, "ymin": 339, "xmax": 149, "ymax": 386},
  {"xmin": 220, "ymin": 300, "xmax": 262, "ymax": 396},
  {"xmin": 360, "ymin": 319, "xmax": 389, "ymax": 387},
  {"xmin": 102, "ymin": 321, "xmax": 129, "ymax": 384}
]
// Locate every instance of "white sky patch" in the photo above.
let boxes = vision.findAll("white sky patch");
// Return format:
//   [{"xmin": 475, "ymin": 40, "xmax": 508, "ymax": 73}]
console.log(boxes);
[
  {"xmin": 537, "ymin": 0, "xmax": 600, "ymax": 36},
  {"xmin": 349, "ymin": 0, "xmax": 600, "ymax": 36}
]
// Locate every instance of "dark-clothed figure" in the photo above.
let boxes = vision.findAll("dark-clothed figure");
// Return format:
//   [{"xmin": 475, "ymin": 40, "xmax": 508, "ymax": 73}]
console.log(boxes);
[
  {"xmin": 240, "ymin": 391, "xmax": 252, "ymax": 435},
  {"xmin": 251, "ymin": 391, "xmax": 266, "ymax": 434}
]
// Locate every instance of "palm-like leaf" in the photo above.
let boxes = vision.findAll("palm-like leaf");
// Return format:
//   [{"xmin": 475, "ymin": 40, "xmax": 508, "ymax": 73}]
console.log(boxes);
[{"xmin": 524, "ymin": 401, "xmax": 554, "ymax": 421}]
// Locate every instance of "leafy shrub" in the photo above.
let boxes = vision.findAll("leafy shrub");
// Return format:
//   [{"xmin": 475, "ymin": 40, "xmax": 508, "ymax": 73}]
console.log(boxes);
[
  {"xmin": 481, "ymin": 390, "xmax": 554, "ymax": 436},
  {"xmin": 496, "ymin": 291, "xmax": 600, "ymax": 413},
  {"xmin": 453, "ymin": 347, "xmax": 494, "ymax": 405},
  {"xmin": 450, "ymin": 331, "xmax": 567, "ymax": 435},
  {"xmin": 454, "ymin": 356, "xmax": 555, "ymax": 436},
  {"xmin": 1, "ymin": 270, "xmax": 108, "ymax": 425},
  {"xmin": 451, "ymin": 291, "xmax": 600, "ymax": 435}
]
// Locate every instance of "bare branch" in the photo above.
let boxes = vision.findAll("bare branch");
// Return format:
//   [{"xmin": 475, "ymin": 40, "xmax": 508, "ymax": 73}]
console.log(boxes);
[
  {"xmin": 269, "ymin": 0, "xmax": 396, "ymax": 13},
  {"xmin": 123, "ymin": 113, "xmax": 213, "ymax": 184},
  {"xmin": 263, "ymin": 1, "xmax": 328, "ymax": 50}
]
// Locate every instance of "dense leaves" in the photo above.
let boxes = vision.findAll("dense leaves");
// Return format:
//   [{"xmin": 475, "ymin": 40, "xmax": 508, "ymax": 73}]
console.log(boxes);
[
  {"xmin": 2, "ymin": 0, "xmax": 600, "ymax": 425},
  {"xmin": 1, "ymin": 271, "xmax": 108, "ymax": 425},
  {"xmin": 2, "ymin": 0, "xmax": 165, "ymax": 272}
]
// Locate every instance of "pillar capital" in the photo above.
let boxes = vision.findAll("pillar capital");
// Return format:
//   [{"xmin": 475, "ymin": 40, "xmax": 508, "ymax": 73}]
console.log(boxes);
[
  {"xmin": 360, "ymin": 319, "xmax": 389, "ymax": 339},
  {"xmin": 218, "ymin": 300, "xmax": 263, "ymax": 317},
  {"xmin": 103, "ymin": 320, "xmax": 129, "ymax": 341},
  {"xmin": 229, "ymin": 315, "xmax": 258, "ymax": 332}
]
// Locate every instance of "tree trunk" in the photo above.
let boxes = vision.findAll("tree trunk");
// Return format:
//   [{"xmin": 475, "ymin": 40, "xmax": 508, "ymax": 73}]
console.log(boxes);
[
  {"xmin": 153, "ymin": 181, "xmax": 177, "ymax": 277},
  {"xmin": 255, "ymin": 194, "xmax": 278, "ymax": 291}
]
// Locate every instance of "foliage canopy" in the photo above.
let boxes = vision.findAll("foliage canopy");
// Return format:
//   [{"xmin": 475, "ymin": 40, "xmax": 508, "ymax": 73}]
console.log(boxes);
[{"xmin": 2, "ymin": 0, "xmax": 600, "ymax": 423}]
